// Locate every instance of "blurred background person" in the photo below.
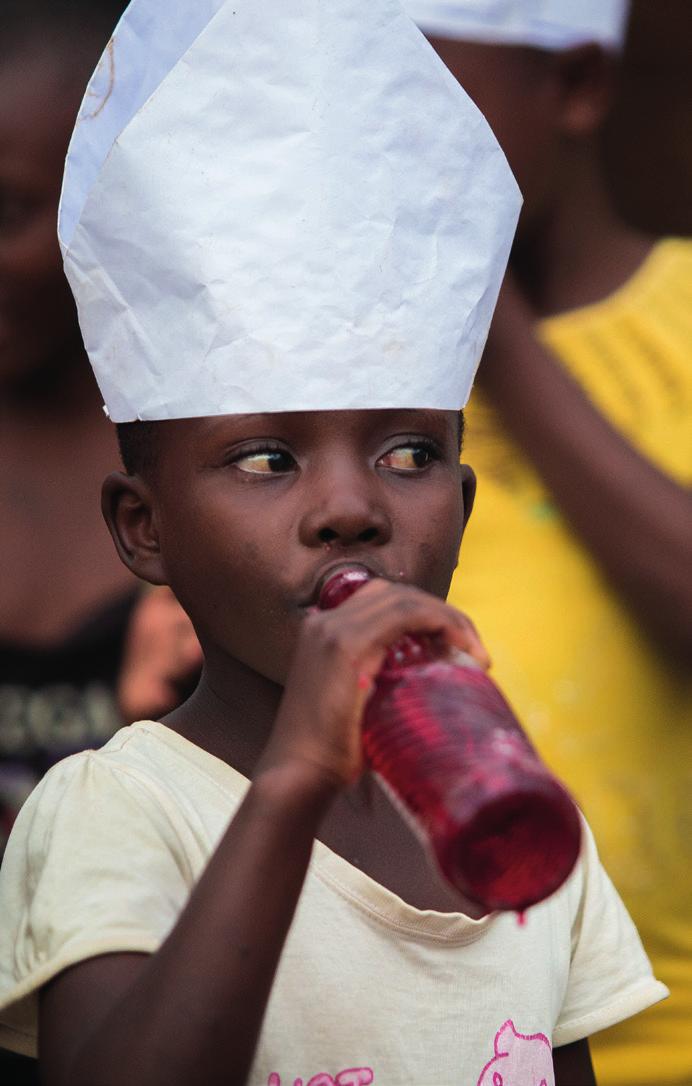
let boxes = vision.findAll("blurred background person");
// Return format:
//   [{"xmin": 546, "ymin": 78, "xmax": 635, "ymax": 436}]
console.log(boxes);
[
  {"xmin": 0, "ymin": 0, "xmax": 133, "ymax": 868},
  {"xmin": 0, "ymin": 4, "xmax": 200, "ymax": 1078},
  {"xmin": 404, "ymin": 2, "xmax": 692, "ymax": 1084},
  {"xmin": 116, "ymin": 586, "xmax": 203, "ymax": 726},
  {"xmin": 0, "ymin": 0, "xmax": 202, "ymax": 866}
]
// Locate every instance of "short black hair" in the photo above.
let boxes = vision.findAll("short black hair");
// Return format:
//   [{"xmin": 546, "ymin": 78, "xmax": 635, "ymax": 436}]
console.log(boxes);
[
  {"xmin": 116, "ymin": 421, "xmax": 160, "ymax": 477},
  {"xmin": 0, "ymin": 0, "xmax": 126, "ymax": 61}
]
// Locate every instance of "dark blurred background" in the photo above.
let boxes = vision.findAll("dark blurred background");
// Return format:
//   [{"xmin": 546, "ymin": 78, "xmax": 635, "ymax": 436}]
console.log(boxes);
[{"xmin": 606, "ymin": 0, "xmax": 692, "ymax": 235}]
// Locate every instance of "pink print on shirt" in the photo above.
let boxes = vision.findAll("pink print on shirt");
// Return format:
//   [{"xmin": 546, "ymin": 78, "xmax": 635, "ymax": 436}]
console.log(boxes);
[
  {"xmin": 267, "ymin": 1069, "xmax": 374, "ymax": 1086},
  {"xmin": 476, "ymin": 1020, "xmax": 554, "ymax": 1086}
]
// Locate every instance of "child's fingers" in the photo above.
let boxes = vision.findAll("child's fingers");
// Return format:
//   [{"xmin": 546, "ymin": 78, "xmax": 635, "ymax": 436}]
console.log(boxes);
[
  {"xmin": 313, "ymin": 579, "xmax": 489, "ymax": 675},
  {"xmin": 434, "ymin": 607, "xmax": 490, "ymax": 665},
  {"xmin": 275, "ymin": 580, "xmax": 492, "ymax": 789},
  {"xmin": 446, "ymin": 615, "xmax": 492, "ymax": 671}
]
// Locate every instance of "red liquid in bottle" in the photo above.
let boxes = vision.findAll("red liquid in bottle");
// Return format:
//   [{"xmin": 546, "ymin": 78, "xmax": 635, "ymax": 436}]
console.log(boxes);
[{"xmin": 319, "ymin": 569, "xmax": 581, "ymax": 912}]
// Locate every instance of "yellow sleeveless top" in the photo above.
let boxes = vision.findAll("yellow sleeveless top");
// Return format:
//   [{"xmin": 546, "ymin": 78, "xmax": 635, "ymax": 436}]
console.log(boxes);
[{"xmin": 449, "ymin": 239, "xmax": 692, "ymax": 1085}]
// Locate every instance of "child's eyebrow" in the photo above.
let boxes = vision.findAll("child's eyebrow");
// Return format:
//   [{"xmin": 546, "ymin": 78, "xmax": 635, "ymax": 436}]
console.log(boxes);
[
  {"xmin": 192, "ymin": 414, "xmax": 279, "ymax": 448},
  {"xmin": 390, "ymin": 409, "xmax": 452, "ymax": 429},
  {"xmin": 203, "ymin": 413, "xmax": 268, "ymax": 432}
]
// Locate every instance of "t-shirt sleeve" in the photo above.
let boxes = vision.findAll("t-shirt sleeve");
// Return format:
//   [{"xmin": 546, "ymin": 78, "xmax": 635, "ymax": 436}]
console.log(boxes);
[
  {"xmin": 553, "ymin": 817, "xmax": 668, "ymax": 1047},
  {"xmin": 0, "ymin": 751, "xmax": 196, "ymax": 1057}
]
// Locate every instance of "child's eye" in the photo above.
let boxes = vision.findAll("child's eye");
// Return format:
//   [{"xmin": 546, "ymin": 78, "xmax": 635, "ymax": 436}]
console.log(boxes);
[
  {"xmin": 231, "ymin": 448, "xmax": 296, "ymax": 474},
  {"xmin": 379, "ymin": 442, "xmax": 436, "ymax": 472}
]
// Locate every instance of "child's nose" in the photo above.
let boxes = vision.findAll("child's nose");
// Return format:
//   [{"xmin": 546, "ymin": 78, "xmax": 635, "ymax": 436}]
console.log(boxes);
[{"xmin": 298, "ymin": 475, "xmax": 392, "ymax": 548}]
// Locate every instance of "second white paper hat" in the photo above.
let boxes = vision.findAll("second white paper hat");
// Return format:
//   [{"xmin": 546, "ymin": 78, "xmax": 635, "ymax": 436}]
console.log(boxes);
[
  {"xmin": 59, "ymin": 0, "xmax": 521, "ymax": 422},
  {"xmin": 405, "ymin": 1, "xmax": 630, "ymax": 52}
]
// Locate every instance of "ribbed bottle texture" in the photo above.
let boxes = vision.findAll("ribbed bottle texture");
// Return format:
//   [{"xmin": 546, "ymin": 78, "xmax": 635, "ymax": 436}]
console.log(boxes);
[{"xmin": 319, "ymin": 569, "xmax": 581, "ymax": 911}]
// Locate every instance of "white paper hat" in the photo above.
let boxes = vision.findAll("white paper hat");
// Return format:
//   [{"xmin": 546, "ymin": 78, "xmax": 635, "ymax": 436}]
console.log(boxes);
[
  {"xmin": 59, "ymin": 0, "xmax": 521, "ymax": 422},
  {"xmin": 405, "ymin": 1, "xmax": 630, "ymax": 51}
]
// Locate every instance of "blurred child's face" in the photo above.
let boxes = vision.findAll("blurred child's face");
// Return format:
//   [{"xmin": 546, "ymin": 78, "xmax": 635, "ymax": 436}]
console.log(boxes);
[
  {"xmin": 427, "ymin": 39, "xmax": 561, "ymax": 235},
  {"xmin": 0, "ymin": 46, "xmax": 87, "ymax": 385},
  {"xmin": 427, "ymin": 37, "xmax": 617, "ymax": 243},
  {"xmin": 131, "ymin": 409, "xmax": 472, "ymax": 686}
]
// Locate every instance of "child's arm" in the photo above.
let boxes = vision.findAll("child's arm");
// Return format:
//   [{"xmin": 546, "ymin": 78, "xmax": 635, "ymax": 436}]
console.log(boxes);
[
  {"xmin": 38, "ymin": 579, "xmax": 486, "ymax": 1086},
  {"xmin": 39, "ymin": 758, "xmax": 335, "ymax": 1086},
  {"xmin": 554, "ymin": 1039, "xmax": 597, "ymax": 1085}
]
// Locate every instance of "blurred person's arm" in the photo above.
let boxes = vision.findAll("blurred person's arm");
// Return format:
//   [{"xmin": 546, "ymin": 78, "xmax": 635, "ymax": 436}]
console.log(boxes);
[
  {"xmin": 477, "ymin": 273, "xmax": 692, "ymax": 663},
  {"xmin": 118, "ymin": 588, "xmax": 203, "ymax": 722}
]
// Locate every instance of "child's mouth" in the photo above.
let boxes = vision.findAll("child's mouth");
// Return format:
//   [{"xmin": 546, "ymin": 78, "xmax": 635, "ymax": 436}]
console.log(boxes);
[{"xmin": 307, "ymin": 560, "xmax": 386, "ymax": 608}]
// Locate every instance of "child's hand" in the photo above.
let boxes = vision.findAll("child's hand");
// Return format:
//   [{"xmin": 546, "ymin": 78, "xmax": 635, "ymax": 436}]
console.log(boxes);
[{"xmin": 257, "ymin": 578, "xmax": 490, "ymax": 793}]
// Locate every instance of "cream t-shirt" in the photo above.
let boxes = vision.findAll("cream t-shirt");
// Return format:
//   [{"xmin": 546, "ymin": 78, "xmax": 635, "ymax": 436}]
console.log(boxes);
[{"xmin": 0, "ymin": 722, "xmax": 667, "ymax": 1084}]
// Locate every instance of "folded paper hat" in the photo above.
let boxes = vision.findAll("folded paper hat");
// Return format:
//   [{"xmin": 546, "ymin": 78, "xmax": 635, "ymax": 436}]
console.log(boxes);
[
  {"xmin": 59, "ymin": 0, "xmax": 521, "ymax": 422},
  {"xmin": 405, "ymin": 1, "xmax": 630, "ymax": 51}
]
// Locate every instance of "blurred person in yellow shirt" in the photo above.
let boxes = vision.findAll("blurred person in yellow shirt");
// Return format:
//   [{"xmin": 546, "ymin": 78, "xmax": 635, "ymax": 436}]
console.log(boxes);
[{"xmin": 405, "ymin": 3, "xmax": 692, "ymax": 1084}]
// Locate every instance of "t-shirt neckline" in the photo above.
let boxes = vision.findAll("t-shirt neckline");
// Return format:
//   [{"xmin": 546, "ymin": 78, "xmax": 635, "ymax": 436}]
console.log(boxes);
[{"xmin": 132, "ymin": 720, "xmax": 497, "ymax": 945}]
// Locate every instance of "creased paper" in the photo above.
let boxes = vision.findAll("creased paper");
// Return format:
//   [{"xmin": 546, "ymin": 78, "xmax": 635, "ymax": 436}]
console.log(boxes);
[{"xmin": 60, "ymin": 0, "xmax": 521, "ymax": 421}]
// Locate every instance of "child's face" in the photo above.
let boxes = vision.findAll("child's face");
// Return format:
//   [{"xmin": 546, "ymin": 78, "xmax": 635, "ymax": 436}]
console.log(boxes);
[{"xmin": 110, "ymin": 408, "xmax": 473, "ymax": 686}]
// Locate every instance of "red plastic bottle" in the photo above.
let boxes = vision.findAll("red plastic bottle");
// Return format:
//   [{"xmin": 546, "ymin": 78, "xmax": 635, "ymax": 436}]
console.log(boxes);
[{"xmin": 318, "ymin": 568, "xmax": 581, "ymax": 912}]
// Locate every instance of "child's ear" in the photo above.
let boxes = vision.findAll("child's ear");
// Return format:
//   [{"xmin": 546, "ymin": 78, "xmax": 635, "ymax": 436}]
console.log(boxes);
[
  {"xmin": 460, "ymin": 463, "xmax": 476, "ymax": 531},
  {"xmin": 553, "ymin": 43, "xmax": 616, "ymax": 138},
  {"xmin": 101, "ymin": 472, "xmax": 167, "ymax": 586}
]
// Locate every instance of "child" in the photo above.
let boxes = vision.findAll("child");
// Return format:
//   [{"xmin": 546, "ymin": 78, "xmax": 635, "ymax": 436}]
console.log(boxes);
[
  {"xmin": 0, "ymin": 2, "xmax": 667, "ymax": 1083},
  {"xmin": 405, "ymin": 4, "xmax": 692, "ymax": 1082}
]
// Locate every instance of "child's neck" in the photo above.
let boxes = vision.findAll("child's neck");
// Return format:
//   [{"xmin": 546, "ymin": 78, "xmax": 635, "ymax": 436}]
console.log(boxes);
[
  {"xmin": 163, "ymin": 659, "xmax": 282, "ymax": 777},
  {"xmin": 515, "ymin": 142, "xmax": 655, "ymax": 318}
]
